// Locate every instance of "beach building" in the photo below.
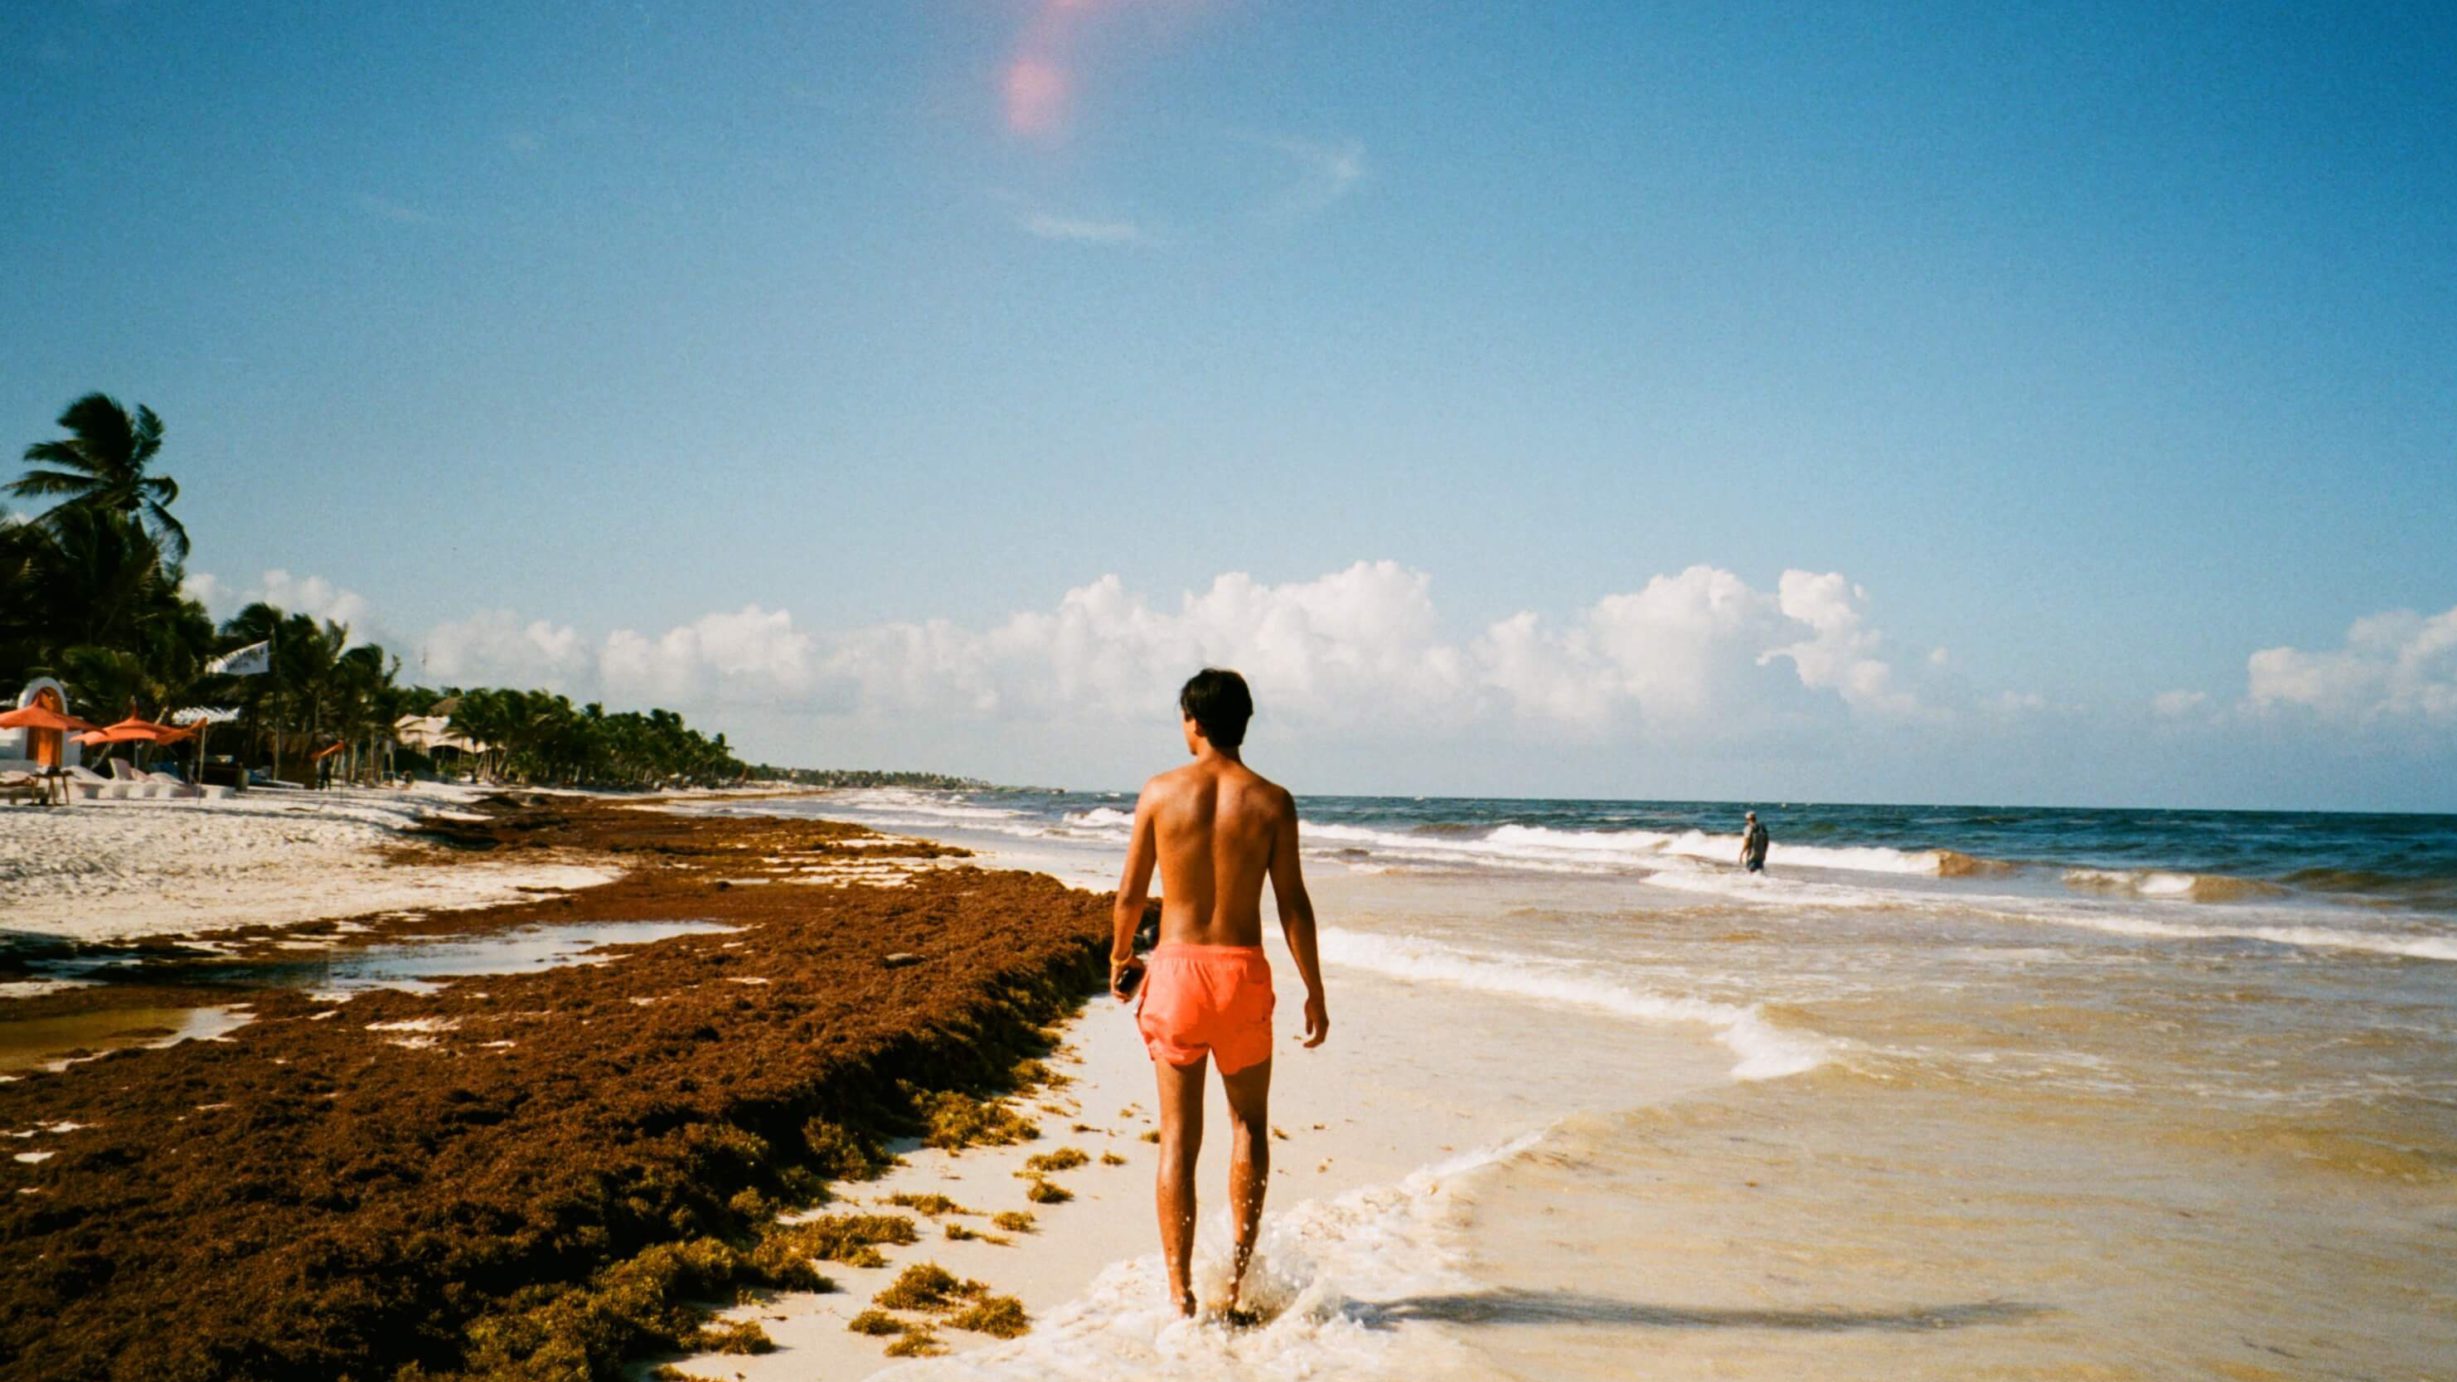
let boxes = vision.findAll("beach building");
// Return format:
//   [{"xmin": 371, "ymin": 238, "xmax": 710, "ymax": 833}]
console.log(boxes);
[{"xmin": 1, "ymin": 677, "xmax": 84, "ymax": 776}]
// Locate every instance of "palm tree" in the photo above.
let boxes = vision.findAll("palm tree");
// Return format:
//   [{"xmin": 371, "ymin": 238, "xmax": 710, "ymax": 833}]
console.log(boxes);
[{"xmin": 11, "ymin": 393, "xmax": 187, "ymax": 563}]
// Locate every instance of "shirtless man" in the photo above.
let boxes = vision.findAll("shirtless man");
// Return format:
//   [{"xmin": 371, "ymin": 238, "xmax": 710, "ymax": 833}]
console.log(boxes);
[{"xmin": 1109, "ymin": 668, "xmax": 1330, "ymax": 1318}]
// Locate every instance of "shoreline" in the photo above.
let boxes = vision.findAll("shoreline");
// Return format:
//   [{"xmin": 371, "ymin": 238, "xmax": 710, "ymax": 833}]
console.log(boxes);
[{"xmin": 0, "ymin": 795, "xmax": 1117, "ymax": 1380}]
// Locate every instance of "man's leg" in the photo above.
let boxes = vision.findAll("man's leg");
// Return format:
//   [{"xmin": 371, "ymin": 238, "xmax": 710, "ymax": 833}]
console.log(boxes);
[
  {"xmin": 1152, "ymin": 1054, "xmax": 1208, "ymax": 1316},
  {"xmin": 1219, "ymin": 1057, "xmax": 1273, "ymax": 1308}
]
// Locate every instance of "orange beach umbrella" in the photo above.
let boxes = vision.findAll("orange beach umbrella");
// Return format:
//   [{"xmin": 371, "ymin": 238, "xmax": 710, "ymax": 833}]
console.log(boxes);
[
  {"xmin": 0, "ymin": 704, "xmax": 99, "ymax": 734},
  {"xmin": 74, "ymin": 717, "xmax": 197, "ymax": 747},
  {"xmin": 312, "ymin": 741, "xmax": 347, "ymax": 761}
]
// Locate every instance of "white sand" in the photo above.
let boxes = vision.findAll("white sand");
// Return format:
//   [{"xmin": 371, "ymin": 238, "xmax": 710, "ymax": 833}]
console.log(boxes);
[
  {"xmin": 0, "ymin": 783, "xmax": 616, "ymax": 942},
  {"xmin": 673, "ymin": 936, "xmax": 1733, "ymax": 1380}
]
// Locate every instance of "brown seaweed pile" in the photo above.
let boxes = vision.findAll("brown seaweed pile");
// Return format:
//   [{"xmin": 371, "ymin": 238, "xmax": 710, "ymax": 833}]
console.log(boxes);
[{"xmin": 0, "ymin": 798, "xmax": 1112, "ymax": 1381}]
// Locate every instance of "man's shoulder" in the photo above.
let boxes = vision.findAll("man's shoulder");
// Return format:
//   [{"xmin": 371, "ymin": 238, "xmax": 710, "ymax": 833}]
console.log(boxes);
[
  {"xmin": 1237, "ymin": 769, "xmax": 1295, "ymax": 814},
  {"xmin": 1141, "ymin": 763, "xmax": 1198, "ymax": 793}
]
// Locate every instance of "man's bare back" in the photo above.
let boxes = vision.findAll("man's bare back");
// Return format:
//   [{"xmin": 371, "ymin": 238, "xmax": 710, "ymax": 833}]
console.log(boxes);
[
  {"xmin": 1109, "ymin": 669, "xmax": 1328, "ymax": 1317},
  {"xmin": 1140, "ymin": 756, "xmax": 1289, "ymax": 948}
]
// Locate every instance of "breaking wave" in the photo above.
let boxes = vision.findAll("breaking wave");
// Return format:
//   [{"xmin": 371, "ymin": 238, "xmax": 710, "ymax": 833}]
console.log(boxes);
[{"xmin": 1316, "ymin": 929, "xmax": 1831, "ymax": 1080}]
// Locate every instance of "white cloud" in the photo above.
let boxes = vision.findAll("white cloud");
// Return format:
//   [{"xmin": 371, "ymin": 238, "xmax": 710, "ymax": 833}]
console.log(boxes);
[
  {"xmin": 419, "ymin": 610, "xmax": 593, "ymax": 691},
  {"xmin": 187, "ymin": 569, "xmax": 375, "ymax": 633},
  {"xmin": 816, "ymin": 561, "xmax": 1926, "ymax": 738},
  {"xmin": 398, "ymin": 562, "xmax": 1955, "ymax": 739},
  {"xmin": 1762, "ymin": 570, "xmax": 1917, "ymax": 715},
  {"xmin": 2245, "ymin": 605, "xmax": 2457, "ymax": 725},
  {"xmin": 2152, "ymin": 689, "xmax": 2209, "ymax": 717},
  {"xmin": 1020, "ymin": 212, "xmax": 1146, "ymax": 245},
  {"xmin": 603, "ymin": 605, "xmax": 816, "ymax": 706},
  {"xmin": 180, "ymin": 571, "xmax": 224, "ymax": 610}
]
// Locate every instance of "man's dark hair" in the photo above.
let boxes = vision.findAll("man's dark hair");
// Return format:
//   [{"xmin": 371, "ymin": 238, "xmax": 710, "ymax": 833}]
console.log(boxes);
[{"xmin": 1179, "ymin": 668, "xmax": 1254, "ymax": 749}]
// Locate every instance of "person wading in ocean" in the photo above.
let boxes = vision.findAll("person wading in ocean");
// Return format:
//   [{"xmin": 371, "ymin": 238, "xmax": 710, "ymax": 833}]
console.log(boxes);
[
  {"xmin": 1109, "ymin": 668, "xmax": 1331, "ymax": 1319},
  {"xmin": 1740, "ymin": 809, "xmax": 1770, "ymax": 873}
]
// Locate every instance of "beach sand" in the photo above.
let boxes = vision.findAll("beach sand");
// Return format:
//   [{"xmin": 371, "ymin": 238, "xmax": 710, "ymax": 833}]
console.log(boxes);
[
  {"xmin": 0, "ymin": 783, "xmax": 616, "ymax": 943},
  {"xmin": 669, "ymin": 914, "xmax": 1734, "ymax": 1379}
]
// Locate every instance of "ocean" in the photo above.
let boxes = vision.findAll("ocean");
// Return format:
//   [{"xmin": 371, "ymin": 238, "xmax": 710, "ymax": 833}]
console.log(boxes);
[{"xmin": 692, "ymin": 789, "xmax": 2457, "ymax": 1379}]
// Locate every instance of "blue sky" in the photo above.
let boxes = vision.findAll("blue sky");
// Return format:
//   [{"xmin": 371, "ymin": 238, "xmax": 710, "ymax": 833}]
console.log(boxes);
[{"xmin": 4, "ymin": 2, "xmax": 2453, "ymax": 808}]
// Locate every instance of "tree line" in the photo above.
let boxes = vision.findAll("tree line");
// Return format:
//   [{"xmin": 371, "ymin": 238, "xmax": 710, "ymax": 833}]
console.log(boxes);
[{"xmin": 2, "ymin": 392, "xmax": 747, "ymax": 789}]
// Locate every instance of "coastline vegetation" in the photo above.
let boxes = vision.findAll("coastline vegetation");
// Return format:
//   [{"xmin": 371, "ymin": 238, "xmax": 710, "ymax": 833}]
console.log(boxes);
[{"xmin": 2, "ymin": 392, "xmax": 745, "ymax": 788}]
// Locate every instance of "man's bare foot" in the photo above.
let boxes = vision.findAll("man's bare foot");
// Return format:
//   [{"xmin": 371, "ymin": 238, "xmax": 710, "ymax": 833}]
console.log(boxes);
[{"xmin": 1176, "ymin": 1289, "xmax": 1197, "ymax": 1319}]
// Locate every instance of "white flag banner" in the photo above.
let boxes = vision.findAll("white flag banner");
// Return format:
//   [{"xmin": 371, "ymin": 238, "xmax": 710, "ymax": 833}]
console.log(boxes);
[
  {"xmin": 206, "ymin": 640, "xmax": 272, "ymax": 677},
  {"xmin": 169, "ymin": 706, "xmax": 241, "ymax": 725}
]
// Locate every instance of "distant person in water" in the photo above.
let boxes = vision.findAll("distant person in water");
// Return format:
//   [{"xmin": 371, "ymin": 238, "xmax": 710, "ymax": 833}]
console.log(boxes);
[
  {"xmin": 1109, "ymin": 668, "xmax": 1331, "ymax": 1319},
  {"xmin": 1740, "ymin": 810, "xmax": 1770, "ymax": 873}
]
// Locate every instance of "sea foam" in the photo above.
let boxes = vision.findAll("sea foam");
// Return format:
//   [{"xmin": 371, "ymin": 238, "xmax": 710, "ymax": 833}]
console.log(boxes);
[
  {"xmin": 1317, "ymin": 929, "xmax": 1831, "ymax": 1080},
  {"xmin": 889, "ymin": 1134, "xmax": 1549, "ymax": 1380}
]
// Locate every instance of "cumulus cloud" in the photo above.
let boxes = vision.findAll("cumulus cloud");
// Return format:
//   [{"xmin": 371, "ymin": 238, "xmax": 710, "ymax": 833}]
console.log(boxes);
[
  {"xmin": 818, "ymin": 561, "xmax": 1924, "ymax": 738},
  {"xmin": 1762, "ymin": 570, "xmax": 1917, "ymax": 715},
  {"xmin": 419, "ymin": 610, "xmax": 593, "ymax": 691},
  {"xmin": 2246, "ymin": 605, "xmax": 2457, "ymax": 725},
  {"xmin": 186, "ymin": 568, "xmax": 375, "ymax": 634},
  {"xmin": 253, "ymin": 570, "xmax": 374, "ymax": 633},
  {"xmin": 404, "ymin": 562, "xmax": 1946, "ymax": 737},
  {"xmin": 603, "ymin": 605, "xmax": 816, "ymax": 706}
]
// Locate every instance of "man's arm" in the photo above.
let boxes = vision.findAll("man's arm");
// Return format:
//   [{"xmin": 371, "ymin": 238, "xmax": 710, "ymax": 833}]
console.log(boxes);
[
  {"xmin": 1268, "ymin": 790, "xmax": 1329, "ymax": 1048},
  {"xmin": 1110, "ymin": 784, "xmax": 1158, "ymax": 998}
]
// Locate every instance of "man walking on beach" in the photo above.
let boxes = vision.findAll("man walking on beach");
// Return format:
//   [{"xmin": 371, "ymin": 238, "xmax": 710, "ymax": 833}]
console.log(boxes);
[
  {"xmin": 1109, "ymin": 668, "xmax": 1330, "ymax": 1319},
  {"xmin": 1740, "ymin": 810, "xmax": 1770, "ymax": 873}
]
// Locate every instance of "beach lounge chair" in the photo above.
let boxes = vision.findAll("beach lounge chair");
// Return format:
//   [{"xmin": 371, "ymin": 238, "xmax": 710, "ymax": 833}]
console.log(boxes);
[
  {"xmin": 1, "ymin": 771, "xmax": 47, "ymax": 807},
  {"xmin": 141, "ymin": 766, "xmax": 204, "ymax": 800},
  {"xmin": 106, "ymin": 759, "xmax": 176, "ymax": 800},
  {"xmin": 64, "ymin": 764, "xmax": 128, "ymax": 802}
]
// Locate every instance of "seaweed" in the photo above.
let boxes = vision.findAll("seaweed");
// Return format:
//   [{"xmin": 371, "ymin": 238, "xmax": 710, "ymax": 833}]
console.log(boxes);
[
  {"xmin": 948, "ymin": 1295, "xmax": 1031, "ymax": 1339},
  {"xmin": 0, "ymin": 797, "xmax": 1113, "ymax": 1382}
]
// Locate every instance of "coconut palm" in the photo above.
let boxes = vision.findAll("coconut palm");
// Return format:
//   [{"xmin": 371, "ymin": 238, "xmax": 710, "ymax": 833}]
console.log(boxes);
[{"xmin": 11, "ymin": 392, "xmax": 187, "ymax": 563}]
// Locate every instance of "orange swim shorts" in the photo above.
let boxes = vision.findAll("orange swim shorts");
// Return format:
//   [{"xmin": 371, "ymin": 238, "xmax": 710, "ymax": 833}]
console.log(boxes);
[{"xmin": 1134, "ymin": 943, "xmax": 1275, "ymax": 1075}]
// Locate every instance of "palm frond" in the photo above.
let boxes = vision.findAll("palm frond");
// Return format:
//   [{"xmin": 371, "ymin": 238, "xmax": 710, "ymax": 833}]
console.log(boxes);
[
  {"xmin": 147, "ymin": 502, "xmax": 191, "ymax": 562},
  {"xmin": 130, "ymin": 405, "xmax": 164, "ymax": 463},
  {"xmin": 19, "ymin": 440, "xmax": 100, "ymax": 474},
  {"xmin": 6, "ymin": 469, "xmax": 95, "ymax": 499}
]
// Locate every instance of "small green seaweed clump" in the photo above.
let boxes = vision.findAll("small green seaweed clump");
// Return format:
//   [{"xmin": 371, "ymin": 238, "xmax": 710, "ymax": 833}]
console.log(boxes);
[
  {"xmin": 873, "ymin": 1262, "xmax": 986, "ymax": 1312},
  {"xmin": 949, "ymin": 1295, "xmax": 1031, "ymax": 1339},
  {"xmin": 885, "ymin": 1192, "xmax": 970, "ymax": 1216},
  {"xmin": 461, "ymin": 1237, "xmax": 784, "ymax": 1376},
  {"xmin": 1021, "ymin": 1146, "xmax": 1088, "ymax": 1174},
  {"xmin": 761, "ymin": 1213, "xmax": 919, "ymax": 1271},
  {"xmin": 884, "ymin": 1327, "xmax": 946, "ymax": 1357},
  {"xmin": 1011, "ymin": 1058, "xmax": 1072, "ymax": 1090},
  {"xmin": 804, "ymin": 1117, "xmax": 894, "ymax": 1180},
  {"xmin": 694, "ymin": 1318, "xmax": 776, "ymax": 1355},
  {"xmin": 1100, "ymin": 1151, "xmax": 1127, "ymax": 1166},
  {"xmin": 917, "ymin": 1090, "xmax": 1042, "ymax": 1150},
  {"xmin": 1023, "ymin": 1177, "xmax": 1072, "ymax": 1205},
  {"xmin": 991, "ymin": 1211, "xmax": 1036, "ymax": 1234},
  {"xmin": 845, "ymin": 1309, "xmax": 904, "ymax": 1336}
]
